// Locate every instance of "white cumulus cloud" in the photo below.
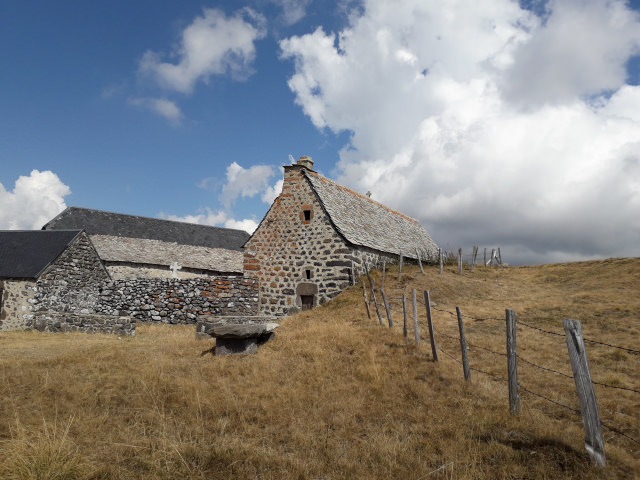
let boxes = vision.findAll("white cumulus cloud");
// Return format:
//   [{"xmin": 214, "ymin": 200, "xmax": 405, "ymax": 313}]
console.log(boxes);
[
  {"xmin": 161, "ymin": 160, "xmax": 285, "ymax": 235},
  {"xmin": 281, "ymin": 0, "xmax": 640, "ymax": 264},
  {"xmin": 0, "ymin": 170, "xmax": 71, "ymax": 230},
  {"xmin": 160, "ymin": 207, "xmax": 258, "ymax": 234},
  {"xmin": 270, "ymin": 0, "xmax": 312, "ymax": 26},
  {"xmin": 220, "ymin": 162, "xmax": 276, "ymax": 207},
  {"xmin": 139, "ymin": 7, "xmax": 267, "ymax": 94},
  {"xmin": 261, "ymin": 178, "xmax": 284, "ymax": 204}
]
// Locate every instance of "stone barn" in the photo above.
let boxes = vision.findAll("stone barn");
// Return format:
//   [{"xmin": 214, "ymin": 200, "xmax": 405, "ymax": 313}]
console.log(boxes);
[
  {"xmin": 0, "ymin": 230, "xmax": 133, "ymax": 334},
  {"xmin": 243, "ymin": 156, "xmax": 439, "ymax": 316},
  {"xmin": 43, "ymin": 207, "xmax": 249, "ymax": 280},
  {"xmin": 40, "ymin": 208, "xmax": 260, "ymax": 325}
]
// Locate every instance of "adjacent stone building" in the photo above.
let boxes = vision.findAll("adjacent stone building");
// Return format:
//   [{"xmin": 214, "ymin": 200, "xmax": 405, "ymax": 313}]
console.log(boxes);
[
  {"xmin": 243, "ymin": 156, "xmax": 439, "ymax": 316},
  {"xmin": 1, "ymin": 160, "xmax": 438, "ymax": 329},
  {"xmin": 43, "ymin": 207, "xmax": 249, "ymax": 279},
  {"xmin": 0, "ymin": 230, "xmax": 133, "ymax": 334}
]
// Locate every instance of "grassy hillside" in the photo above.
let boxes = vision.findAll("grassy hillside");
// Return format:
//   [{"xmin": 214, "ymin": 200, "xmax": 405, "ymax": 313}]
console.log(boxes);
[{"xmin": 0, "ymin": 258, "xmax": 638, "ymax": 479}]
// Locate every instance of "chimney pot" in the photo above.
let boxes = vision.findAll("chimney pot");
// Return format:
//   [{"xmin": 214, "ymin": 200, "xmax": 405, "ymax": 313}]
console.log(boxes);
[{"xmin": 297, "ymin": 155, "xmax": 314, "ymax": 170}]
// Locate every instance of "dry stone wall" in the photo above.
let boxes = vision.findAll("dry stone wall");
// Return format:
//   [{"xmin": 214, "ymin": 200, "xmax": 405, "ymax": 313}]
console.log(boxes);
[
  {"xmin": 30, "ymin": 312, "xmax": 136, "ymax": 335},
  {"xmin": 96, "ymin": 276, "xmax": 259, "ymax": 324}
]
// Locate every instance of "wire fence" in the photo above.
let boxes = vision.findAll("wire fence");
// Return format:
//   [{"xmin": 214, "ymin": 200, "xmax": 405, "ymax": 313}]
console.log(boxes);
[{"xmin": 360, "ymin": 278, "xmax": 640, "ymax": 458}]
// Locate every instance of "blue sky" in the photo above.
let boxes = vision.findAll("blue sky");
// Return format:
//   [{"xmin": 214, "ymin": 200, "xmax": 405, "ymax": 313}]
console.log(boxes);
[{"xmin": 2, "ymin": 0, "xmax": 640, "ymax": 264}]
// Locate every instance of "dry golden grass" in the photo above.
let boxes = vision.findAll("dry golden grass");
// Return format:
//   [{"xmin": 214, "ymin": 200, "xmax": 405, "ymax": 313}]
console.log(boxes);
[{"xmin": 0, "ymin": 258, "xmax": 638, "ymax": 479}]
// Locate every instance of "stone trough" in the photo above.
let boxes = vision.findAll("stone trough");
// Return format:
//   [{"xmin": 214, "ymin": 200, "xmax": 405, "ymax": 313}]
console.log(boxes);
[{"xmin": 195, "ymin": 316, "xmax": 278, "ymax": 355}]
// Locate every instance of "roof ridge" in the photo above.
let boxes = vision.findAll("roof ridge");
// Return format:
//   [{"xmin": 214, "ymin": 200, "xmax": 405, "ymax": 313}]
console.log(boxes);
[
  {"xmin": 51, "ymin": 206, "xmax": 248, "ymax": 233},
  {"xmin": 304, "ymin": 171, "xmax": 420, "ymax": 224},
  {"xmin": 0, "ymin": 229, "xmax": 82, "ymax": 233}
]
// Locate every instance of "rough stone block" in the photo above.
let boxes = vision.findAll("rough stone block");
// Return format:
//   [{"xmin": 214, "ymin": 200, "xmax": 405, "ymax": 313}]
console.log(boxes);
[{"xmin": 215, "ymin": 337, "xmax": 258, "ymax": 355}]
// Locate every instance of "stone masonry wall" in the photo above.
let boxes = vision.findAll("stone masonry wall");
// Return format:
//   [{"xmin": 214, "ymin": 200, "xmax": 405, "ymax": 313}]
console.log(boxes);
[
  {"xmin": 96, "ymin": 276, "xmax": 259, "ymax": 324},
  {"xmin": 244, "ymin": 165, "xmax": 394, "ymax": 316},
  {"xmin": 0, "ymin": 279, "xmax": 35, "ymax": 330},
  {"xmin": 0, "ymin": 233, "xmax": 136, "ymax": 335},
  {"xmin": 31, "ymin": 232, "xmax": 111, "ymax": 315},
  {"xmin": 30, "ymin": 312, "xmax": 136, "ymax": 336},
  {"xmin": 105, "ymin": 263, "xmax": 223, "ymax": 281}
]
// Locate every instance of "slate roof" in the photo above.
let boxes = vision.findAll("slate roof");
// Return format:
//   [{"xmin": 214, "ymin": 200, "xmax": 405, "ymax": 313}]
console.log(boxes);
[
  {"xmin": 90, "ymin": 235, "xmax": 243, "ymax": 273},
  {"xmin": 303, "ymin": 170, "xmax": 439, "ymax": 258},
  {"xmin": 43, "ymin": 207, "xmax": 250, "ymax": 251},
  {"xmin": 0, "ymin": 230, "xmax": 82, "ymax": 279}
]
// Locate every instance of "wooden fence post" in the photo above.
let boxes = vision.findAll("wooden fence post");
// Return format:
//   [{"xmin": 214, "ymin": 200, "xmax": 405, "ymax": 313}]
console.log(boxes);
[
  {"xmin": 398, "ymin": 253, "xmax": 404, "ymax": 281},
  {"xmin": 456, "ymin": 307, "xmax": 471, "ymax": 381},
  {"xmin": 415, "ymin": 248, "xmax": 425, "ymax": 274},
  {"xmin": 497, "ymin": 248, "xmax": 502, "ymax": 266},
  {"xmin": 439, "ymin": 248, "xmax": 443, "ymax": 274},
  {"xmin": 350, "ymin": 260, "xmax": 355, "ymax": 286},
  {"xmin": 563, "ymin": 318, "xmax": 606, "ymax": 466},
  {"xmin": 380, "ymin": 288, "xmax": 393, "ymax": 328},
  {"xmin": 381, "ymin": 261, "xmax": 386, "ymax": 289},
  {"xmin": 490, "ymin": 249, "xmax": 496, "ymax": 268},
  {"xmin": 361, "ymin": 281, "xmax": 371, "ymax": 320},
  {"xmin": 506, "ymin": 309, "xmax": 520, "ymax": 415},
  {"xmin": 457, "ymin": 248, "xmax": 463, "ymax": 274},
  {"xmin": 471, "ymin": 246, "xmax": 478, "ymax": 271},
  {"xmin": 402, "ymin": 292, "xmax": 408, "ymax": 338},
  {"xmin": 412, "ymin": 289, "xmax": 420, "ymax": 345},
  {"xmin": 371, "ymin": 279, "xmax": 383, "ymax": 325},
  {"xmin": 424, "ymin": 290, "xmax": 439, "ymax": 361},
  {"xmin": 365, "ymin": 261, "xmax": 373, "ymax": 286},
  {"xmin": 484, "ymin": 248, "xmax": 487, "ymax": 268}
]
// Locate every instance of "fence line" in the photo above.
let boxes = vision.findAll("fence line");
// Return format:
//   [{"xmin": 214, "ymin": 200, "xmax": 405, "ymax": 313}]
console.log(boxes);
[{"xmin": 358, "ymin": 276, "xmax": 640, "ymax": 456}]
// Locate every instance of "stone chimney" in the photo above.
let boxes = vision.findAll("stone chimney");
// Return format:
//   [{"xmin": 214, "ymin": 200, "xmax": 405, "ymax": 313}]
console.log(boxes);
[{"xmin": 297, "ymin": 155, "xmax": 314, "ymax": 170}]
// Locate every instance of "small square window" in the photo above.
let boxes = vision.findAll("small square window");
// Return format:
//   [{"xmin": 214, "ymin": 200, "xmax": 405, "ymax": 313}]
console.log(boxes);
[
  {"xmin": 303, "ymin": 210, "xmax": 311, "ymax": 221},
  {"xmin": 305, "ymin": 269, "xmax": 312, "ymax": 280}
]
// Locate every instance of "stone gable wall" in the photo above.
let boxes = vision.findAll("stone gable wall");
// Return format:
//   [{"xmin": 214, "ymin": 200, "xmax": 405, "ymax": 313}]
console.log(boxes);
[
  {"xmin": 244, "ymin": 165, "xmax": 394, "ymax": 316},
  {"xmin": 31, "ymin": 232, "xmax": 111, "ymax": 315},
  {"xmin": 96, "ymin": 276, "xmax": 259, "ymax": 323}
]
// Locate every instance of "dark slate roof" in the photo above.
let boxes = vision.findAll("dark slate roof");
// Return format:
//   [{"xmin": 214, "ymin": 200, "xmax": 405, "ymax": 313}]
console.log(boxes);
[
  {"xmin": 0, "ymin": 230, "xmax": 82, "ymax": 279},
  {"xmin": 42, "ymin": 207, "xmax": 250, "ymax": 251},
  {"xmin": 303, "ymin": 170, "xmax": 439, "ymax": 258}
]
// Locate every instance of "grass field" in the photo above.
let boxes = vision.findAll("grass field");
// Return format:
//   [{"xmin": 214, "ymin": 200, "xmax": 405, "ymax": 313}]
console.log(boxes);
[{"xmin": 0, "ymin": 258, "xmax": 638, "ymax": 479}]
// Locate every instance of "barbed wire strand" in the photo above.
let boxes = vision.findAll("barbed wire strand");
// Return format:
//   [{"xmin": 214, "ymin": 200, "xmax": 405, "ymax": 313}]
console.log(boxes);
[
  {"xmin": 518, "ymin": 320, "xmax": 639, "ymax": 355},
  {"xmin": 467, "ymin": 341, "xmax": 508, "ymax": 358},
  {"xmin": 517, "ymin": 355, "xmax": 574, "ymax": 379},
  {"xmin": 516, "ymin": 320, "xmax": 566, "ymax": 338},
  {"xmin": 591, "ymin": 380, "xmax": 640, "ymax": 395},
  {"xmin": 583, "ymin": 338, "xmax": 640, "ymax": 355},
  {"xmin": 436, "ymin": 340, "xmax": 640, "ymax": 446},
  {"xmin": 438, "ymin": 346, "xmax": 508, "ymax": 383},
  {"xmin": 519, "ymin": 383, "xmax": 581, "ymax": 414},
  {"xmin": 600, "ymin": 421, "xmax": 640, "ymax": 446},
  {"xmin": 370, "ymin": 288, "xmax": 639, "ymax": 355},
  {"xmin": 435, "ymin": 328, "xmax": 639, "ymax": 394}
]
